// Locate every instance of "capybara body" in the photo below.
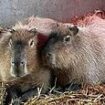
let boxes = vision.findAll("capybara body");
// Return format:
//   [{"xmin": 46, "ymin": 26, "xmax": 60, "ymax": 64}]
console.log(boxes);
[
  {"xmin": 42, "ymin": 21, "xmax": 105, "ymax": 87},
  {"xmin": 23, "ymin": 16, "xmax": 60, "ymax": 35},
  {"xmin": 0, "ymin": 24, "xmax": 51, "ymax": 94}
]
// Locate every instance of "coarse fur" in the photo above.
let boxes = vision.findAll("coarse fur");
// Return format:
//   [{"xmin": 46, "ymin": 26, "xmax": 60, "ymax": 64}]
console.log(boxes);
[
  {"xmin": 42, "ymin": 22, "xmax": 105, "ymax": 87},
  {"xmin": 16, "ymin": 16, "xmax": 60, "ymax": 35}
]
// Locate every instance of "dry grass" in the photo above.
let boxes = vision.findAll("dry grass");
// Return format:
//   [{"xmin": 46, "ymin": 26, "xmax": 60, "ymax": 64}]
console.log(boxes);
[
  {"xmin": 1, "ymin": 83, "xmax": 105, "ymax": 105},
  {"xmin": 1, "ymin": 80, "xmax": 105, "ymax": 105},
  {"xmin": 0, "ymin": 82, "xmax": 6, "ymax": 105},
  {"xmin": 23, "ymin": 85, "xmax": 105, "ymax": 105}
]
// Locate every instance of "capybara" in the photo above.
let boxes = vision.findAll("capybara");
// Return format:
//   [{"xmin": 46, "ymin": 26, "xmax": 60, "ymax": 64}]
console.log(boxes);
[
  {"xmin": 0, "ymin": 24, "xmax": 51, "ymax": 104},
  {"xmin": 42, "ymin": 19, "xmax": 105, "ymax": 88}
]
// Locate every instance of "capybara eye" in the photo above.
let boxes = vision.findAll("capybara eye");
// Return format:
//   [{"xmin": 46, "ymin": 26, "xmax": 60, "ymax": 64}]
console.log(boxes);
[
  {"xmin": 9, "ymin": 39, "xmax": 13, "ymax": 47},
  {"xmin": 29, "ymin": 39, "xmax": 34, "ymax": 47},
  {"xmin": 63, "ymin": 35, "xmax": 70, "ymax": 43}
]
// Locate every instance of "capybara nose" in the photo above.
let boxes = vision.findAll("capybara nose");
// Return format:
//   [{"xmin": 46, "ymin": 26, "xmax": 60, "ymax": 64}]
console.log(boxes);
[{"xmin": 46, "ymin": 53, "xmax": 52, "ymax": 58}]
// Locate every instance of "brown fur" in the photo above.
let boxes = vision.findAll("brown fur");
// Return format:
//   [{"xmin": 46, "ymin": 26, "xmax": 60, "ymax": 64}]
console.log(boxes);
[
  {"xmin": 42, "ymin": 23, "xmax": 105, "ymax": 86},
  {"xmin": 18, "ymin": 16, "xmax": 61, "ymax": 35},
  {"xmin": 0, "ymin": 25, "xmax": 51, "ymax": 93}
]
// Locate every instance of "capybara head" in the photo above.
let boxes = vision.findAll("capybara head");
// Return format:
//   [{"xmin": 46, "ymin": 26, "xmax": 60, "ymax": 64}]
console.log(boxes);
[
  {"xmin": 0, "ymin": 28, "xmax": 38, "ymax": 79},
  {"xmin": 42, "ymin": 25, "xmax": 79, "ymax": 69}
]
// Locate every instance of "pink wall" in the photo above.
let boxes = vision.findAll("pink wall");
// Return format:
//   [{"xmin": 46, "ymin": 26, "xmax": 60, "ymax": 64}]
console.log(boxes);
[
  {"xmin": 0, "ymin": 0, "xmax": 104, "ymax": 26},
  {"xmin": 41, "ymin": 0, "xmax": 104, "ymax": 22}
]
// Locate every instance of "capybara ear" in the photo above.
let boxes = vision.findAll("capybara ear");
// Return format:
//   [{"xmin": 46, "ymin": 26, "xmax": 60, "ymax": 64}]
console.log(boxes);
[
  {"xmin": 69, "ymin": 26, "xmax": 79, "ymax": 35},
  {"xmin": 29, "ymin": 28, "xmax": 37, "ymax": 34},
  {"xmin": 0, "ymin": 28, "xmax": 12, "ymax": 39},
  {"xmin": 0, "ymin": 28, "xmax": 3, "ymax": 33},
  {"xmin": 8, "ymin": 28, "xmax": 16, "ymax": 33},
  {"xmin": 0, "ymin": 27, "xmax": 6, "ymax": 33}
]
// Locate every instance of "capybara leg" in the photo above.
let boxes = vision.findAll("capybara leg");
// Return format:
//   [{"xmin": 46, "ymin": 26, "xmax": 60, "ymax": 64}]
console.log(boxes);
[
  {"xmin": 64, "ymin": 83, "xmax": 81, "ymax": 91},
  {"xmin": 21, "ymin": 87, "xmax": 37, "ymax": 102},
  {"xmin": 2, "ymin": 87, "xmax": 10, "ymax": 105},
  {"xmin": 4, "ymin": 85, "xmax": 22, "ymax": 105}
]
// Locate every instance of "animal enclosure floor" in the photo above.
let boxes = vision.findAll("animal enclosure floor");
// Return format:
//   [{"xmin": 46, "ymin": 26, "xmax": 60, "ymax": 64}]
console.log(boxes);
[
  {"xmin": 24, "ymin": 84, "xmax": 105, "ymax": 105},
  {"xmin": 1, "ymin": 83, "xmax": 105, "ymax": 105}
]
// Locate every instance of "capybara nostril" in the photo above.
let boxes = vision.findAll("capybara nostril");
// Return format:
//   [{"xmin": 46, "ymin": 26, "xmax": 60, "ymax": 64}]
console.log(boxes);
[
  {"xmin": 20, "ymin": 61, "xmax": 24, "ymax": 65},
  {"xmin": 12, "ymin": 62, "xmax": 15, "ymax": 65},
  {"xmin": 46, "ymin": 53, "xmax": 52, "ymax": 58}
]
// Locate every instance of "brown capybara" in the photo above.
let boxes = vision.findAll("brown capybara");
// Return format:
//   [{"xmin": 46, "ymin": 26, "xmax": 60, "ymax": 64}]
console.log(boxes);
[
  {"xmin": 0, "ymin": 24, "xmax": 51, "ymax": 104},
  {"xmin": 42, "ymin": 20, "xmax": 105, "ymax": 88}
]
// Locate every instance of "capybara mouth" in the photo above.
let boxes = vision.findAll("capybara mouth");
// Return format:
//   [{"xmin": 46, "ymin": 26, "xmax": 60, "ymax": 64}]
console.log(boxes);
[{"xmin": 44, "ymin": 54, "xmax": 56, "ymax": 67}]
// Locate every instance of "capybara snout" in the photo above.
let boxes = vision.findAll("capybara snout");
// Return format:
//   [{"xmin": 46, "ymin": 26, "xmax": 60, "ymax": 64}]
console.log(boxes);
[{"xmin": 10, "ymin": 39, "xmax": 28, "ymax": 77}]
